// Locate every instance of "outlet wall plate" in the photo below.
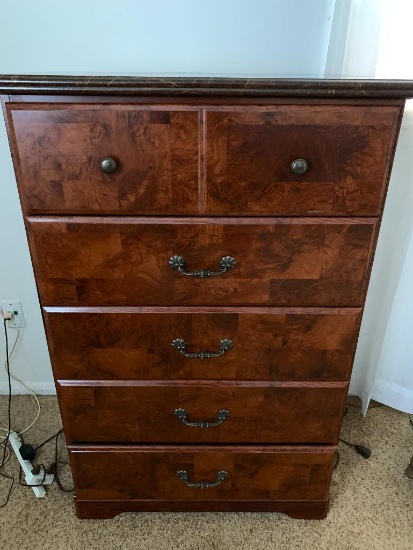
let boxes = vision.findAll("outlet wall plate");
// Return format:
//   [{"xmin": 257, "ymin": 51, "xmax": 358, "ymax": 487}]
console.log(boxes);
[{"xmin": 1, "ymin": 299, "xmax": 26, "ymax": 328}]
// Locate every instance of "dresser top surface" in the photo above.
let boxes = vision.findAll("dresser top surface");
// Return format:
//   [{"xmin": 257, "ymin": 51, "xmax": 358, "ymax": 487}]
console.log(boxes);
[{"xmin": 1, "ymin": 74, "xmax": 413, "ymax": 99}]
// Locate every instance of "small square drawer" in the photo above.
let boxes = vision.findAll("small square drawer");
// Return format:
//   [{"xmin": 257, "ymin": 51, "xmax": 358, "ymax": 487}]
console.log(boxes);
[
  {"xmin": 7, "ymin": 104, "xmax": 199, "ymax": 215},
  {"xmin": 205, "ymin": 104, "xmax": 400, "ymax": 215}
]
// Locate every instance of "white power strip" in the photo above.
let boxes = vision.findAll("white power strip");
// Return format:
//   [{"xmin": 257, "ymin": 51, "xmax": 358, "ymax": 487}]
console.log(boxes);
[{"xmin": 8, "ymin": 432, "xmax": 54, "ymax": 498}]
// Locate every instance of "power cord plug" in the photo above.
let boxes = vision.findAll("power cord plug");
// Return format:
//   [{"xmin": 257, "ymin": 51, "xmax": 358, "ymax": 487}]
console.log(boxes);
[
  {"xmin": 0, "ymin": 308, "xmax": 13, "ymax": 321},
  {"xmin": 19, "ymin": 444, "xmax": 36, "ymax": 462},
  {"xmin": 354, "ymin": 444, "xmax": 372, "ymax": 459},
  {"xmin": 339, "ymin": 438, "xmax": 372, "ymax": 459}
]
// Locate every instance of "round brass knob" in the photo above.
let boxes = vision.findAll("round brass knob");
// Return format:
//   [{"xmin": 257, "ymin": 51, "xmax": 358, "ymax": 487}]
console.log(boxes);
[
  {"xmin": 291, "ymin": 159, "xmax": 308, "ymax": 175},
  {"xmin": 99, "ymin": 157, "xmax": 117, "ymax": 174}
]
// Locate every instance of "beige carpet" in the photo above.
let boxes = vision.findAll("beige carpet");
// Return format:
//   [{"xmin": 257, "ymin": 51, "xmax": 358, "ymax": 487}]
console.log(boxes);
[{"xmin": 0, "ymin": 395, "xmax": 412, "ymax": 550}]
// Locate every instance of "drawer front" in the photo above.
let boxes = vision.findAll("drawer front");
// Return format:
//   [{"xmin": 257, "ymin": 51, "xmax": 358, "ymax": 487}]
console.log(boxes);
[
  {"xmin": 8, "ymin": 103, "xmax": 401, "ymax": 217},
  {"xmin": 45, "ymin": 307, "xmax": 361, "ymax": 381},
  {"xmin": 29, "ymin": 217, "xmax": 376, "ymax": 307},
  {"xmin": 69, "ymin": 445, "xmax": 335, "ymax": 501},
  {"xmin": 58, "ymin": 381, "xmax": 347, "ymax": 444},
  {"xmin": 7, "ymin": 105, "xmax": 199, "ymax": 214},
  {"xmin": 206, "ymin": 105, "xmax": 400, "ymax": 215}
]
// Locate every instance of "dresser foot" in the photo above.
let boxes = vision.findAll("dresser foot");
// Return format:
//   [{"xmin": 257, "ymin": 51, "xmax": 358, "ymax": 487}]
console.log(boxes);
[
  {"xmin": 74, "ymin": 498, "xmax": 330, "ymax": 520},
  {"xmin": 75, "ymin": 499, "xmax": 119, "ymax": 519},
  {"xmin": 283, "ymin": 498, "xmax": 329, "ymax": 519}
]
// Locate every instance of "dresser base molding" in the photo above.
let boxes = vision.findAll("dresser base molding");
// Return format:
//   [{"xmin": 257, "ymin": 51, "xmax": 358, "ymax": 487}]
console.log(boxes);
[{"xmin": 74, "ymin": 498, "xmax": 330, "ymax": 520}]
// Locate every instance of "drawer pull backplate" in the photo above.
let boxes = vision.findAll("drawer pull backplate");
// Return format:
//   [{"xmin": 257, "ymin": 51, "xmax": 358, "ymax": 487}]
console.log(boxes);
[
  {"xmin": 168, "ymin": 255, "xmax": 236, "ymax": 278},
  {"xmin": 174, "ymin": 408, "xmax": 231, "ymax": 428},
  {"xmin": 176, "ymin": 469, "xmax": 229, "ymax": 489},
  {"xmin": 171, "ymin": 338, "xmax": 234, "ymax": 359}
]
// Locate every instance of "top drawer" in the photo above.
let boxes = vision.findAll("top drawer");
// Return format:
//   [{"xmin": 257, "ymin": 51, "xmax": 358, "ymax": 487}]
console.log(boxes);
[
  {"xmin": 7, "ymin": 103, "xmax": 400, "ymax": 216},
  {"xmin": 205, "ymin": 105, "xmax": 400, "ymax": 216},
  {"xmin": 7, "ymin": 104, "xmax": 199, "ymax": 215}
]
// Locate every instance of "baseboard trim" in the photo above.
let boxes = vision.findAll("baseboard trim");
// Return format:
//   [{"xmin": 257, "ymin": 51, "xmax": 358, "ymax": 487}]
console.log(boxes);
[{"xmin": 0, "ymin": 382, "xmax": 56, "ymax": 395}]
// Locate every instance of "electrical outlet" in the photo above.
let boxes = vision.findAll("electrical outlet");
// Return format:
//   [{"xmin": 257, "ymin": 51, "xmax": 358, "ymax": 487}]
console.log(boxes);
[{"xmin": 1, "ymin": 300, "xmax": 26, "ymax": 328}]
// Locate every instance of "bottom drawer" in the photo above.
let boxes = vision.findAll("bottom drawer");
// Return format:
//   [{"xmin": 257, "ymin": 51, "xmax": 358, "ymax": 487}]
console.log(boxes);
[{"xmin": 69, "ymin": 445, "xmax": 336, "ymax": 519}]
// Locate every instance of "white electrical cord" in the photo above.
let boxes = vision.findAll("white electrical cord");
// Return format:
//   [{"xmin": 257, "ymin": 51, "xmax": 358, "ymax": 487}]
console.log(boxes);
[{"xmin": 0, "ymin": 326, "xmax": 41, "ymax": 465}]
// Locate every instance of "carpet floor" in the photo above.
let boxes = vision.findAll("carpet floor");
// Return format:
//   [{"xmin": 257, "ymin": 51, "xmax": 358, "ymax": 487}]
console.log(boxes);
[{"xmin": 0, "ymin": 395, "xmax": 412, "ymax": 550}]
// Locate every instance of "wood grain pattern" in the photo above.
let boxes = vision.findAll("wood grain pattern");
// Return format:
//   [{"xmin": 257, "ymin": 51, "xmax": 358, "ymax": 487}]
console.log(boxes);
[
  {"xmin": 57, "ymin": 381, "xmax": 347, "ymax": 444},
  {"xmin": 2, "ymin": 74, "xmax": 413, "ymax": 98},
  {"xmin": 44, "ymin": 307, "xmax": 361, "ymax": 381},
  {"xmin": 7, "ymin": 105, "xmax": 199, "ymax": 214},
  {"xmin": 206, "ymin": 105, "xmax": 400, "ymax": 215},
  {"xmin": 6, "ymin": 102, "xmax": 402, "ymax": 216},
  {"xmin": 68, "ymin": 445, "xmax": 335, "ymax": 511},
  {"xmin": 28, "ymin": 217, "xmax": 377, "ymax": 307}
]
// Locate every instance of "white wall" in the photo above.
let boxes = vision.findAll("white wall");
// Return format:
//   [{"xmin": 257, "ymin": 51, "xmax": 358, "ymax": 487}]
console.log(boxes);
[
  {"xmin": 0, "ymin": 0, "xmax": 334, "ymax": 76},
  {"xmin": 0, "ymin": 0, "xmax": 335, "ymax": 393}
]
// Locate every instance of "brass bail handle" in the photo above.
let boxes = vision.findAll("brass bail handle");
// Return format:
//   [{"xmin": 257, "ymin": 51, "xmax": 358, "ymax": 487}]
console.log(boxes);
[{"xmin": 168, "ymin": 255, "xmax": 237, "ymax": 278}]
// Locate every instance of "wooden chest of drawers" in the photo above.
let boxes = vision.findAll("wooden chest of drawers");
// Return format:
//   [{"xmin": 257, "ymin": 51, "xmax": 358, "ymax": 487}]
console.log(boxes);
[{"xmin": 2, "ymin": 75, "xmax": 412, "ymax": 519}]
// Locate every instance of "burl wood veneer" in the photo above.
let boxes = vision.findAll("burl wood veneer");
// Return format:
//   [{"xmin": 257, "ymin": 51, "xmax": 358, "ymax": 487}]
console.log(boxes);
[
  {"xmin": 69, "ymin": 445, "xmax": 335, "ymax": 518},
  {"xmin": 6, "ymin": 103, "xmax": 400, "ymax": 216},
  {"xmin": 43, "ymin": 307, "xmax": 361, "ymax": 381},
  {"xmin": 205, "ymin": 105, "xmax": 399, "ymax": 215},
  {"xmin": 27, "ymin": 217, "xmax": 376, "ymax": 307},
  {"xmin": 2, "ymin": 75, "xmax": 412, "ymax": 520},
  {"xmin": 57, "ymin": 381, "xmax": 347, "ymax": 444},
  {"xmin": 8, "ymin": 106, "xmax": 199, "ymax": 215}
]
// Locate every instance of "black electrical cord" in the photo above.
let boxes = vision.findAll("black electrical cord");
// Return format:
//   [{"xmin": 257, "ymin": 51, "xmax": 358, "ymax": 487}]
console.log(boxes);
[
  {"xmin": 48, "ymin": 429, "xmax": 74, "ymax": 493},
  {"xmin": 23, "ymin": 428, "xmax": 74, "ymax": 493},
  {"xmin": 34, "ymin": 428, "xmax": 63, "ymax": 452},
  {"xmin": 49, "ymin": 428, "xmax": 75, "ymax": 493},
  {"xmin": 0, "ymin": 319, "xmax": 15, "ymax": 508},
  {"xmin": 339, "ymin": 406, "xmax": 372, "ymax": 459}
]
